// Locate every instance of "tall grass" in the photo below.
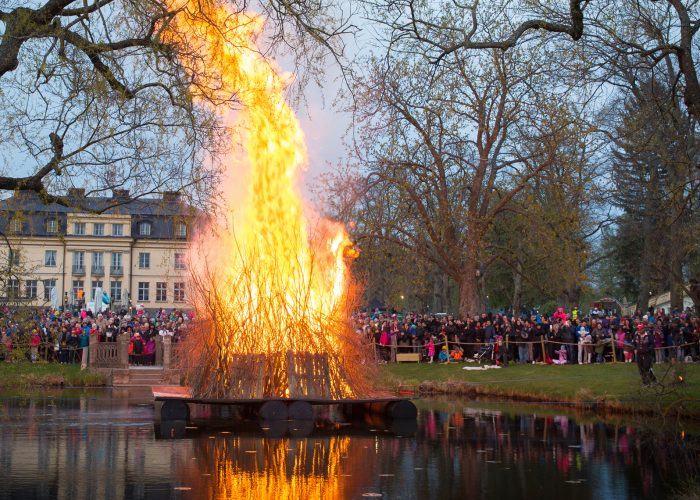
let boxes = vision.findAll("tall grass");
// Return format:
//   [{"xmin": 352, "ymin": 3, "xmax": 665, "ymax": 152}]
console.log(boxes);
[{"xmin": 0, "ymin": 363, "xmax": 107, "ymax": 388}]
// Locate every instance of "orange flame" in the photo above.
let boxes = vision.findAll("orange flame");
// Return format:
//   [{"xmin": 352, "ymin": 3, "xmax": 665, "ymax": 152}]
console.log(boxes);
[{"xmin": 165, "ymin": 1, "xmax": 372, "ymax": 399}]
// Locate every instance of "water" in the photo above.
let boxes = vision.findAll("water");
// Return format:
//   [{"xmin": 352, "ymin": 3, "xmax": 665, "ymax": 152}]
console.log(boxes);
[{"xmin": 0, "ymin": 388, "xmax": 697, "ymax": 499}]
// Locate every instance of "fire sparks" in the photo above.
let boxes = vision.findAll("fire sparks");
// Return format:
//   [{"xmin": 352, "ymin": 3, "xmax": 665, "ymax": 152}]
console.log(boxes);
[{"xmin": 165, "ymin": 1, "xmax": 373, "ymax": 399}]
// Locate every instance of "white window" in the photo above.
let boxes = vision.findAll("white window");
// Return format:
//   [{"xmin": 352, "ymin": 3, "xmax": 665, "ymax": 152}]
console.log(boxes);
[
  {"xmin": 92, "ymin": 252, "xmax": 104, "ymax": 269},
  {"xmin": 74, "ymin": 222, "xmax": 86, "ymax": 235},
  {"xmin": 138, "ymin": 282, "xmax": 149, "ymax": 301},
  {"xmin": 112, "ymin": 223, "xmax": 123, "ymax": 236},
  {"xmin": 7, "ymin": 279, "xmax": 19, "ymax": 298},
  {"xmin": 176, "ymin": 223, "xmax": 187, "ymax": 238},
  {"xmin": 111, "ymin": 252, "xmax": 122, "ymax": 271},
  {"xmin": 72, "ymin": 280, "xmax": 84, "ymax": 302},
  {"xmin": 174, "ymin": 253, "xmax": 186, "ymax": 270},
  {"xmin": 156, "ymin": 282, "xmax": 167, "ymax": 302},
  {"xmin": 91, "ymin": 280, "xmax": 103, "ymax": 300},
  {"xmin": 10, "ymin": 219, "xmax": 22, "ymax": 233},
  {"xmin": 73, "ymin": 251, "xmax": 84, "ymax": 269},
  {"xmin": 25, "ymin": 280, "xmax": 37, "ymax": 299},
  {"xmin": 138, "ymin": 252, "xmax": 150, "ymax": 269},
  {"xmin": 43, "ymin": 279, "xmax": 56, "ymax": 301},
  {"xmin": 138, "ymin": 222, "xmax": 152, "ymax": 236},
  {"xmin": 46, "ymin": 219, "xmax": 58, "ymax": 233},
  {"xmin": 174, "ymin": 282, "xmax": 185, "ymax": 302},
  {"xmin": 8, "ymin": 249, "xmax": 20, "ymax": 266},
  {"xmin": 45, "ymin": 250, "xmax": 57, "ymax": 267},
  {"xmin": 93, "ymin": 223, "xmax": 104, "ymax": 236},
  {"xmin": 110, "ymin": 281, "xmax": 122, "ymax": 302}
]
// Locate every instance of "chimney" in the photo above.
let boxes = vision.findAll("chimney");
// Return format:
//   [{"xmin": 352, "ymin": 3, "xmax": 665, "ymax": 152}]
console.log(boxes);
[
  {"xmin": 112, "ymin": 189, "xmax": 130, "ymax": 200},
  {"xmin": 67, "ymin": 188, "xmax": 85, "ymax": 198},
  {"xmin": 162, "ymin": 191, "xmax": 181, "ymax": 202}
]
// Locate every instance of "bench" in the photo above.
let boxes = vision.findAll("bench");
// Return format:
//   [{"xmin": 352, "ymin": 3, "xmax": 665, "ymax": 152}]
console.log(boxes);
[{"xmin": 396, "ymin": 352, "xmax": 421, "ymax": 363}]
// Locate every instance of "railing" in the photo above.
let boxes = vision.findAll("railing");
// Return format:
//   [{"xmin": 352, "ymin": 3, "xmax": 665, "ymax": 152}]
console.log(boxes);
[
  {"xmin": 88, "ymin": 334, "xmax": 172, "ymax": 369},
  {"xmin": 89, "ymin": 342, "xmax": 122, "ymax": 368},
  {"xmin": 91, "ymin": 265, "xmax": 105, "ymax": 276},
  {"xmin": 110, "ymin": 266, "xmax": 123, "ymax": 276},
  {"xmin": 72, "ymin": 265, "xmax": 85, "ymax": 275}
]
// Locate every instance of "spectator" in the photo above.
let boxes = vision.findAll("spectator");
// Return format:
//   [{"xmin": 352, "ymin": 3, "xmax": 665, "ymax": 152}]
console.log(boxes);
[{"xmin": 30, "ymin": 329, "xmax": 41, "ymax": 363}]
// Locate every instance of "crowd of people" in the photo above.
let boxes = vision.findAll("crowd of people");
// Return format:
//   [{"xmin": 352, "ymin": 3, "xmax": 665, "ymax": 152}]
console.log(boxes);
[
  {"xmin": 3, "ymin": 302, "xmax": 699, "ymax": 376},
  {"xmin": 354, "ymin": 307, "xmax": 700, "ymax": 370},
  {"xmin": 0, "ymin": 306, "xmax": 192, "ymax": 365}
]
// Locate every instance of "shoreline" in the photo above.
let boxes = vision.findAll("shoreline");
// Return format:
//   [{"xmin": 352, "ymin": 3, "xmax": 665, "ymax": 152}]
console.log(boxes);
[
  {"xmin": 380, "ymin": 362, "xmax": 700, "ymax": 418},
  {"xmin": 1, "ymin": 362, "xmax": 698, "ymax": 419},
  {"xmin": 0, "ymin": 363, "xmax": 107, "ymax": 389}
]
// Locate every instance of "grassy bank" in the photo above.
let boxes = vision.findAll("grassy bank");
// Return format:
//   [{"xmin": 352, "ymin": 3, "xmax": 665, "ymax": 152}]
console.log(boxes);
[
  {"xmin": 380, "ymin": 362, "xmax": 700, "ymax": 415},
  {"xmin": 0, "ymin": 363, "xmax": 107, "ymax": 388}
]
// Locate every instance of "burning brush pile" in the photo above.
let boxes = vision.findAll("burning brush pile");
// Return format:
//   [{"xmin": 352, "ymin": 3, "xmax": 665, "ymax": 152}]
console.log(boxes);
[{"xmin": 165, "ymin": 1, "xmax": 375, "ymax": 400}]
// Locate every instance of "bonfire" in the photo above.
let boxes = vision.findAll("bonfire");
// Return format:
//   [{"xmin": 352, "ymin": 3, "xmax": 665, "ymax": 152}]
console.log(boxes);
[{"xmin": 164, "ymin": 0, "xmax": 375, "ymax": 400}]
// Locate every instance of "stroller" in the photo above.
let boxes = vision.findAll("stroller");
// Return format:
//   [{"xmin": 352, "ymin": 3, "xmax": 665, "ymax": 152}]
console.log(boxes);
[{"xmin": 474, "ymin": 342, "xmax": 495, "ymax": 365}]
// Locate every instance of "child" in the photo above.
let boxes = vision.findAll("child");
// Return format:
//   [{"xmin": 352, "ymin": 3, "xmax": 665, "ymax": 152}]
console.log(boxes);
[
  {"xmin": 552, "ymin": 345, "xmax": 568, "ymax": 365},
  {"xmin": 427, "ymin": 336, "xmax": 436, "ymax": 363},
  {"xmin": 438, "ymin": 345, "xmax": 449, "ymax": 363},
  {"xmin": 494, "ymin": 335, "xmax": 504, "ymax": 366}
]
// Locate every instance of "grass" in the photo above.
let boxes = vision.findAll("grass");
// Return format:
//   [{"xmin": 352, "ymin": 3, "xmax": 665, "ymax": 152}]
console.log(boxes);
[
  {"xmin": 380, "ymin": 361, "xmax": 700, "ymax": 415},
  {"xmin": 0, "ymin": 363, "xmax": 107, "ymax": 388}
]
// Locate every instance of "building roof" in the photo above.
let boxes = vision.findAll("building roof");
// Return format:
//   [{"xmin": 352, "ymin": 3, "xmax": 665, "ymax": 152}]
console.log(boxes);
[
  {"xmin": 0, "ymin": 190, "xmax": 192, "ymax": 216},
  {"xmin": 0, "ymin": 190, "xmax": 196, "ymax": 240}
]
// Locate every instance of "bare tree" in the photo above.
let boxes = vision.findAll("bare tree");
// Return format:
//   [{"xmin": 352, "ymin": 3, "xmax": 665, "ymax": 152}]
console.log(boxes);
[
  {"xmin": 0, "ymin": 0, "xmax": 352, "ymax": 209},
  {"xmin": 334, "ymin": 41, "xmax": 584, "ymax": 317},
  {"xmin": 370, "ymin": 0, "xmax": 700, "ymax": 124}
]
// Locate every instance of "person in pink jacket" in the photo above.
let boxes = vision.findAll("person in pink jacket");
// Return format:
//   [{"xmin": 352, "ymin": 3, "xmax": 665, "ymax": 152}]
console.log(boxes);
[
  {"xmin": 427, "ymin": 336, "xmax": 436, "ymax": 363},
  {"xmin": 552, "ymin": 307, "xmax": 567, "ymax": 323}
]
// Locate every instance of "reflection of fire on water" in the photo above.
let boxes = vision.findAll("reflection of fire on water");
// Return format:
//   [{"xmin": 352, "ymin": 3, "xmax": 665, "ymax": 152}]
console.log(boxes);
[
  {"xmin": 175, "ymin": 435, "xmax": 383, "ymax": 500},
  {"xmin": 165, "ymin": 1, "xmax": 375, "ymax": 399}
]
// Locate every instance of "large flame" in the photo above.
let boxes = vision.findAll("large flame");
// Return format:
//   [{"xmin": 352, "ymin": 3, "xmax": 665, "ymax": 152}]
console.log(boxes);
[{"xmin": 165, "ymin": 1, "xmax": 374, "ymax": 399}]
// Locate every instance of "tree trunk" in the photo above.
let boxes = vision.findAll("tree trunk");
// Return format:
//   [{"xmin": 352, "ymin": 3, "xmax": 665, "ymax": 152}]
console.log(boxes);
[
  {"xmin": 478, "ymin": 263, "xmax": 488, "ymax": 312},
  {"xmin": 512, "ymin": 260, "xmax": 522, "ymax": 315},
  {"xmin": 670, "ymin": 255, "xmax": 684, "ymax": 313},
  {"xmin": 636, "ymin": 216, "xmax": 655, "ymax": 314},
  {"xmin": 458, "ymin": 268, "xmax": 480, "ymax": 318},
  {"xmin": 688, "ymin": 274, "xmax": 700, "ymax": 313},
  {"xmin": 432, "ymin": 271, "xmax": 445, "ymax": 312}
]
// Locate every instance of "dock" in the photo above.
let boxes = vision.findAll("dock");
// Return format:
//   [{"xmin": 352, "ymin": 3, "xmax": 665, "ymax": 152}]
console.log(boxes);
[{"xmin": 152, "ymin": 386, "xmax": 418, "ymax": 422}]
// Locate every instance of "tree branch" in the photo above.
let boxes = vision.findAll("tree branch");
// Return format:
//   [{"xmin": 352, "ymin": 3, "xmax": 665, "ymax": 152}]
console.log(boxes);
[
  {"xmin": 432, "ymin": 0, "xmax": 584, "ymax": 63},
  {"xmin": 0, "ymin": 132, "xmax": 64, "ymax": 192}
]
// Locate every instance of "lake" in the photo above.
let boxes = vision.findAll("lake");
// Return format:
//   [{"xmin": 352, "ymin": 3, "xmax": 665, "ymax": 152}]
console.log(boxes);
[{"xmin": 0, "ymin": 388, "xmax": 697, "ymax": 499}]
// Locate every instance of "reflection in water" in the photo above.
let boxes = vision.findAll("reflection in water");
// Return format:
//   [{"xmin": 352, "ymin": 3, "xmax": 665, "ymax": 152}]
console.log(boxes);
[
  {"xmin": 180, "ymin": 436, "xmax": 353, "ymax": 499},
  {"xmin": 0, "ymin": 389, "xmax": 698, "ymax": 499}
]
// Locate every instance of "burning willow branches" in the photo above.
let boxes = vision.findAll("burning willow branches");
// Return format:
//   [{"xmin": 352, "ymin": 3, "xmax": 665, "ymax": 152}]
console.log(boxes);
[
  {"xmin": 166, "ymin": 0, "xmax": 375, "ymax": 399},
  {"xmin": 179, "ymin": 234, "xmax": 375, "ymax": 400}
]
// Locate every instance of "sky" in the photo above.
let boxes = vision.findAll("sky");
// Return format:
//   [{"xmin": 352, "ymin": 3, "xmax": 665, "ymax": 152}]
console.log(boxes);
[{"xmin": 295, "ymin": 76, "xmax": 349, "ymax": 196}]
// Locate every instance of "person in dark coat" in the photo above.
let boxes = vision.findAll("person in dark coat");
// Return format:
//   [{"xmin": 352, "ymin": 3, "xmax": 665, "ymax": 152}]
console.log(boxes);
[{"xmin": 635, "ymin": 325, "xmax": 656, "ymax": 386}]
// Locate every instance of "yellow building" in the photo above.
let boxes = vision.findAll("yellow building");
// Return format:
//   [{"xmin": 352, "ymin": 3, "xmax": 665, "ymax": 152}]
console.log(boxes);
[{"xmin": 0, "ymin": 189, "xmax": 192, "ymax": 311}]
